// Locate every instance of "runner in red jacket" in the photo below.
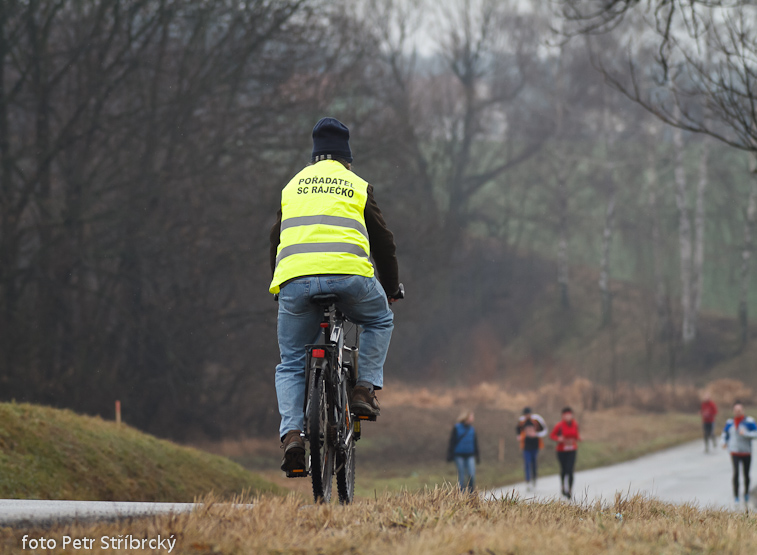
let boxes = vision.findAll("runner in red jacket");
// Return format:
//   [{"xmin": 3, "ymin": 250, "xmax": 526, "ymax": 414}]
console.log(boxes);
[
  {"xmin": 700, "ymin": 393, "xmax": 718, "ymax": 453},
  {"xmin": 550, "ymin": 407, "xmax": 581, "ymax": 499}
]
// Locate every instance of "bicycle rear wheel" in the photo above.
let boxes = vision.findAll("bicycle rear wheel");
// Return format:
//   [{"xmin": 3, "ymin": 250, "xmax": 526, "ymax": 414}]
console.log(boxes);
[
  {"xmin": 308, "ymin": 367, "xmax": 334, "ymax": 503},
  {"xmin": 336, "ymin": 428, "xmax": 356, "ymax": 504}
]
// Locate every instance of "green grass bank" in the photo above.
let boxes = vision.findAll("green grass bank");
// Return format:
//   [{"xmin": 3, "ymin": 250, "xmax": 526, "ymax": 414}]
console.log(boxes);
[{"xmin": 0, "ymin": 402, "xmax": 281, "ymax": 502}]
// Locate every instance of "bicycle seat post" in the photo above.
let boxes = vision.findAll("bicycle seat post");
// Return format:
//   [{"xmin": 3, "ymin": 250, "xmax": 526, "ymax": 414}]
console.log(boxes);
[
  {"xmin": 320, "ymin": 305, "xmax": 331, "ymax": 341},
  {"xmin": 311, "ymin": 293, "xmax": 340, "ymax": 341}
]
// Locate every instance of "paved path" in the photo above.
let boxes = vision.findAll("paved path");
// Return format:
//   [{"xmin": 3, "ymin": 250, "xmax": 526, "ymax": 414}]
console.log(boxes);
[
  {"xmin": 488, "ymin": 441, "xmax": 751, "ymax": 511},
  {"xmin": 0, "ymin": 500, "xmax": 197, "ymax": 525}
]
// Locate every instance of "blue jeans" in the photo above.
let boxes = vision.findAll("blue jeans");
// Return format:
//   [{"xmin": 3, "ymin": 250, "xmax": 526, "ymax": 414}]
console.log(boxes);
[
  {"xmin": 454, "ymin": 455, "xmax": 476, "ymax": 492},
  {"xmin": 523, "ymin": 449, "xmax": 539, "ymax": 482},
  {"xmin": 275, "ymin": 275, "xmax": 394, "ymax": 438}
]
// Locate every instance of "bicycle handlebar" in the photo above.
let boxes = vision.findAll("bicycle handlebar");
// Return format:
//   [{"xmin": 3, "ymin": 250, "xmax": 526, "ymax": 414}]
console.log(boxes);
[{"xmin": 389, "ymin": 283, "xmax": 405, "ymax": 302}]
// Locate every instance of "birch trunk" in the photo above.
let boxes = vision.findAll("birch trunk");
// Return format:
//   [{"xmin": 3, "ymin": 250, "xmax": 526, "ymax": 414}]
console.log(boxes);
[
  {"xmin": 599, "ymin": 179, "xmax": 616, "ymax": 325},
  {"xmin": 739, "ymin": 174, "xmax": 757, "ymax": 347},
  {"xmin": 691, "ymin": 47, "xmax": 712, "ymax": 339},
  {"xmin": 554, "ymin": 44, "xmax": 570, "ymax": 309},
  {"xmin": 557, "ymin": 167, "xmax": 570, "ymax": 308},
  {"xmin": 646, "ymin": 128, "xmax": 669, "ymax": 338},
  {"xmin": 672, "ymin": 121, "xmax": 695, "ymax": 345},
  {"xmin": 690, "ymin": 137, "xmax": 709, "ymax": 338},
  {"xmin": 599, "ymin": 103, "xmax": 615, "ymax": 325}
]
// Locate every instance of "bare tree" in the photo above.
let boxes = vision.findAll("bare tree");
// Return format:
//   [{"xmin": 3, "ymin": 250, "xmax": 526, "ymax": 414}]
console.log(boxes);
[
  {"xmin": 556, "ymin": 0, "xmax": 745, "ymax": 344},
  {"xmin": 359, "ymin": 0, "xmax": 546, "ymax": 255},
  {"xmin": 0, "ymin": 0, "xmax": 347, "ymax": 437}
]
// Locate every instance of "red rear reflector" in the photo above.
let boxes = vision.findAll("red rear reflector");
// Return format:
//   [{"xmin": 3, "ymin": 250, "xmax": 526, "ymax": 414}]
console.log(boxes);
[
  {"xmin": 312, "ymin": 349, "xmax": 325, "ymax": 358},
  {"xmin": 320, "ymin": 323, "xmax": 329, "ymax": 328}
]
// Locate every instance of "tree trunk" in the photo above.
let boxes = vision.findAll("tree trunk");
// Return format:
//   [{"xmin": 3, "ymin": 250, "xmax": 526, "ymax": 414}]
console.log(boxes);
[
  {"xmin": 672, "ymin": 120, "xmax": 695, "ymax": 345},
  {"xmin": 646, "ymin": 125, "xmax": 669, "ymax": 339},
  {"xmin": 0, "ymin": 1, "xmax": 17, "ymax": 379},
  {"xmin": 739, "ymin": 170, "xmax": 757, "ymax": 348},
  {"xmin": 557, "ymin": 168, "xmax": 570, "ymax": 309},
  {"xmin": 28, "ymin": 0, "xmax": 59, "ymax": 388},
  {"xmin": 599, "ymin": 104, "xmax": 615, "ymax": 326},
  {"xmin": 555, "ymin": 46, "xmax": 570, "ymax": 310},
  {"xmin": 690, "ymin": 137, "xmax": 709, "ymax": 338},
  {"xmin": 599, "ymin": 179, "xmax": 616, "ymax": 326}
]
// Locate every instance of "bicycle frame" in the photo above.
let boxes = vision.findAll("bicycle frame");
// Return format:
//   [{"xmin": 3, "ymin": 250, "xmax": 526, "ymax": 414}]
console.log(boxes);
[
  {"xmin": 301, "ymin": 300, "xmax": 363, "ymax": 503},
  {"xmin": 304, "ymin": 304, "xmax": 358, "ymax": 455}
]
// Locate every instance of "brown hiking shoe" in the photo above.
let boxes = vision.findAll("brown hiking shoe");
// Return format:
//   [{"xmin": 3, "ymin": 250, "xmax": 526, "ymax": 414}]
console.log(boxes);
[
  {"xmin": 351, "ymin": 386, "xmax": 380, "ymax": 418},
  {"xmin": 280, "ymin": 430, "xmax": 306, "ymax": 473}
]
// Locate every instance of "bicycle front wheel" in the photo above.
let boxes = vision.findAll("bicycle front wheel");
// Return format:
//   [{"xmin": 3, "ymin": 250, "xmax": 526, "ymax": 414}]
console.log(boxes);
[{"xmin": 308, "ymin": 367, "xmax": 334, "ymax": 503}]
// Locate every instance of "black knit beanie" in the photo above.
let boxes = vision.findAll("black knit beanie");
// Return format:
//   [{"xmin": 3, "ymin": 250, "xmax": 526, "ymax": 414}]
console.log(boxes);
[{"xmin": 311, "ymin": 117, "xmax": 353, "ymax": 163}]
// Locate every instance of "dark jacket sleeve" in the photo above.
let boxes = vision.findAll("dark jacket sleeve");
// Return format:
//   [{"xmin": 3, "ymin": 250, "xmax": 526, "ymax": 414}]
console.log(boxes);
[
  {"xmin": 447, "ymin": 427, "xmax": 457, "ymax": 462},
  {"xmin": 270, "ymin": 208, "xmax": 282, "ymax": 277},
  {"xmin": 474, "ymin": 430, "xmax": 480, "ymax": 464},
  {"xmin": 364, "ymin": 184, "xmax": 400, "ymax": 296}
]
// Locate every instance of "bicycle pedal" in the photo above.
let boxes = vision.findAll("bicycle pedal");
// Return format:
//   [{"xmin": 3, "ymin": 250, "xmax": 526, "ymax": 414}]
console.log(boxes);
[
  {"xmin": 356, "ymin": 414, "xmax": 377, "ymax": 422},
  {"xmin": 285, "ymin": 468, "xmax": 308, "ymax": 478}
]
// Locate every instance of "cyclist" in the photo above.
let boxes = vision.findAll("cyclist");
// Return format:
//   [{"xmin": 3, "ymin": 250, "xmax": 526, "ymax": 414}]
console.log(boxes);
[{"xmin": 269, "ymin": 117, "xmax": 402, "ymax": 474}]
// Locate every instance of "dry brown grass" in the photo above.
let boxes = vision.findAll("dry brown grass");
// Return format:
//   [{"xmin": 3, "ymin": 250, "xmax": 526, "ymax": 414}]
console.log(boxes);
[
  {"xmin": 3, "ymin": 488, "xmax": 756, "ymax": 554},
  {"xmin": 380, "ymin": 377, "xmax": 753, "ymax": 414}
]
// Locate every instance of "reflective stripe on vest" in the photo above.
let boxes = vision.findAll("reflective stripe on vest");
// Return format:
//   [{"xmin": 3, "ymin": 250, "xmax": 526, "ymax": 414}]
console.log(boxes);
[
  {"xmin": 280, "ymin": 215, "xmax": 369, "ymax": 240},
  {"xmin": 269, "ymin": 160, "xmax": 375, "ymax": 294},
  {"xmin": 275, "ymin": 242, "xmax": 369, "ymax": 267}
]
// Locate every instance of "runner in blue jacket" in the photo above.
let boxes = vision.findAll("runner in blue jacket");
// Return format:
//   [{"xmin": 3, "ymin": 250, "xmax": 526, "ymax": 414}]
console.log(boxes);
[{"xmin": 447, "ymin": 411, "xmax": 480, "ymax": 493}]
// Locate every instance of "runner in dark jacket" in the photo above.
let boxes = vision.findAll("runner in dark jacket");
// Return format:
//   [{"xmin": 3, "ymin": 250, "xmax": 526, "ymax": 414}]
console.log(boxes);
[{"xmin": 516, "ymin": 407, "xmax": 547, "ymax": 491}]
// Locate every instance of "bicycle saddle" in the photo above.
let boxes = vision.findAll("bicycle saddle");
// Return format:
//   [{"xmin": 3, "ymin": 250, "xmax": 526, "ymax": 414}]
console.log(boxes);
[{"xmin": 311, "ymin": 293, "xmax": 340, "ymax": 306}]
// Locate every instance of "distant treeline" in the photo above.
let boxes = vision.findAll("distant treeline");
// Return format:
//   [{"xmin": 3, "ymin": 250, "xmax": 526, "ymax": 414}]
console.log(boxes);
[{"xmin": 1, "ymin": 0, "xmax": 755, "ymax": 439}]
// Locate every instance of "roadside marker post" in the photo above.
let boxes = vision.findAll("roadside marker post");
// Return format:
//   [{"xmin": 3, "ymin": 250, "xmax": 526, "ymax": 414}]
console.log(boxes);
[{"xmin": 115, "ymin": 400, "xmax": 121, "ymax": 427}]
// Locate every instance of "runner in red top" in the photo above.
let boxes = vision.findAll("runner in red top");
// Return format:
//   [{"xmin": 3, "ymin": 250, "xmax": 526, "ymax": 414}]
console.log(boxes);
[
  {"xmin": 700, "ymin": 393, "xmax": 718, "ymax": 452},
  {"xmin": 550, "ymin": 407, "xmax": 581, "ymax": 499}
]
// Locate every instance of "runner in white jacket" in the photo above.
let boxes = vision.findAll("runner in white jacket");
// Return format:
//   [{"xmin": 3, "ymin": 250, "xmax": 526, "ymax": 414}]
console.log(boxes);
[{"xmin": 721, "ymin": 401, "xmax": 757, "ymax": 504}]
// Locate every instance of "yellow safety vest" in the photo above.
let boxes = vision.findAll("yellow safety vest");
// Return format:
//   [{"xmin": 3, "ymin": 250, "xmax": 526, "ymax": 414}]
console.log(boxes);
[{"xmin": 269, "ymin": 160, "xmax": 375, "ymax": 294}]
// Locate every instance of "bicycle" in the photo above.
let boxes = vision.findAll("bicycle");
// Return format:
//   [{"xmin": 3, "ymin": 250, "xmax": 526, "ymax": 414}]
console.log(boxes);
[
  {"xmin": 285, "ymin": 284, "xmax": 404, "ymax": 504},
  {"xmin": 297, "ymin": 292, "xmax": 361, "ymax": 504}
]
